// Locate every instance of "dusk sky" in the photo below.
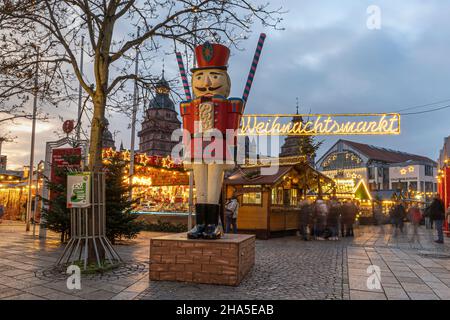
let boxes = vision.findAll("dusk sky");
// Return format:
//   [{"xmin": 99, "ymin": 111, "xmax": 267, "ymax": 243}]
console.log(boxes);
[{"xmin": 3, "ymin": 0, "xmax": 450, "ymax": 169}]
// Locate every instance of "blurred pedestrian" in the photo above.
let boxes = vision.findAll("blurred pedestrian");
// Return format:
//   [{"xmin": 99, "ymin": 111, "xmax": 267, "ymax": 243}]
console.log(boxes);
[
  {"xmin": 390, "ymin": 202, "xmax": 406, "ymax": 237},
  {"xmin": 427, "ymin": 196, "xmax": 445, "ymax": 244},
  {"xmin": 341, "ymin": 200, "xmax": 358, "ymax": 237},
  {"xmin": 225, "ymin": 195, "xmax": 239, "ymax": 234},
  {"xmin": 408, "ymin": 204, "xmax": 422, "ymax": 243},
  {"xmin": 0, "ymin": 203, "xmax": 4, "ymax": 224},
  {"xmin": 314, "ymin": 199, "xmax": 328, "ymax": 240},
  {"xmin": 423, "ymin": 205, "xmax": 432, "ymax": 229},
  {"xmin": 373, "ymin": 203, "xmax": 385, "ymax": 235},
  {"xmin": 327, "ymin": 199, "xmax": 341, "ymax": 240},
  {"xmin": 299, "ymin": 199, "xmax": 313, "ymax": 241}
]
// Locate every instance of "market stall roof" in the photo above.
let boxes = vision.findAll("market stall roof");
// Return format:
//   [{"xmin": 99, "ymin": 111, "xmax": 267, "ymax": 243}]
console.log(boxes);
[
  {"xmin": 225, "ymin": 161, "xmax": 335, "ymax": 187},
  {"xmin": 354, "ymin": 180, "xmax": 372, "ymax": 201},
  {"xmin": 0, "ymin": 169, "xmax": 23, "ymax": 179},
  {"xmin": 371, "ymin": 190, "xmax": 402, "ymax": 201},
  {"xmin": 225, "ymin": 165, "xmax": 292, "ymax": 185}
]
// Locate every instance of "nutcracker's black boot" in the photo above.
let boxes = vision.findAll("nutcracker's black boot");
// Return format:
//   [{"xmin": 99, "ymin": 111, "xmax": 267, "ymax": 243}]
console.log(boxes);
[
  {"xmin": 187, "ymin": 204, "xmax": 206, "ymax": 239},
  {"xmin": 202, "ymin": 204, "xmax": 223, "ymax": 240}
]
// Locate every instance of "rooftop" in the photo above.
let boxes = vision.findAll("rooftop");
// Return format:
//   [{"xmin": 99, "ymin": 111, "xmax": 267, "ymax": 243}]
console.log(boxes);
[{"xmin": 339, "ymin": 139, "xmax": 436, "ymax": 165}]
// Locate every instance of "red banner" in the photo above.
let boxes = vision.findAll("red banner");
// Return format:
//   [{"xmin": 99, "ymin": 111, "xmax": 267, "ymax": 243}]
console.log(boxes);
[{"xmin": 50, "ymin": 148, "xmax": 82, "ymax": 188}]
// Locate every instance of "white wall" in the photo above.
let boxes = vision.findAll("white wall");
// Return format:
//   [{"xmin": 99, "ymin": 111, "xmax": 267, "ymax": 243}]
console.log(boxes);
[{"xmin": 389, "ymin": 164, "xmax": 436, "ymax": 191}]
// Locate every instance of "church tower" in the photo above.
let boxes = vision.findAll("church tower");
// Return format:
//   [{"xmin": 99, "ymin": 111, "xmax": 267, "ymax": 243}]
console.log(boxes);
[
  {"xmin": 138, "ymin": 74, "xmax": 181, "ymax": 157},
  {"xmin": 279, "ymin": 99, "xmax": 317, "ymax": 165},
  {"xmin": 102, "ymin": 117, "xmax": 116, "ymax": 150}
]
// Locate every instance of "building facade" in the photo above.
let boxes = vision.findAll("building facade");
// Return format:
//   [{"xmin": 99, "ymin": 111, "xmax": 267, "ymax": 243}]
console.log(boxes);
[
  {"xmin": 316, "ymin": 139, "xmax": 437, "ymax": 200},
  {"xmin": 437, "ymin": 136, "xmax": 450, "ymax": 210},
  {"xmin": 138, "ymin": 77, "xmax": 181, "ymax": 157},
  {"xmin": 102, "ymin": 117, "xmax": 116, "ymax": 150}
]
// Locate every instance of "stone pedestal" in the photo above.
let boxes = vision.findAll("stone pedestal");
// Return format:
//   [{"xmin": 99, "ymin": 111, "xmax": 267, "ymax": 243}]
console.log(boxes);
[{"xmin": 149, "ymin": 233, "xmax": 255, "ymax": 286}]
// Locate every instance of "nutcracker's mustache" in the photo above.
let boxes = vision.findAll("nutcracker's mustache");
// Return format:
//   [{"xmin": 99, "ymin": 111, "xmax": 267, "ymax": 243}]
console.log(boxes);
[{"xmin": 195, "ymin": 86, "xmax": 222, "ymax": 92}]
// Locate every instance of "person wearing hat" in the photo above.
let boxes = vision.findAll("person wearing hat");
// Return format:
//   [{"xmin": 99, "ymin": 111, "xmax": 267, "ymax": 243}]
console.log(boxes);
[{"xmin": 180, "ymin": 42, "xmax": 244, "ymax": 239}]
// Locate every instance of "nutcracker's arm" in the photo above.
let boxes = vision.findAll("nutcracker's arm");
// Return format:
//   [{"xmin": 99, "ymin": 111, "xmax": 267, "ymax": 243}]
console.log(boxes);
[{"xmin": 242, "ymin": 33, "xmax": 267, "ymax": 111}]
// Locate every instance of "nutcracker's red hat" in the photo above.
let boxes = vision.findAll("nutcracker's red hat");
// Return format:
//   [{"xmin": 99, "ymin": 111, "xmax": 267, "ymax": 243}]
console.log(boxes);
[{"xmin": 191, "ymin": 42, "xmax": 230, "ymax": 71}]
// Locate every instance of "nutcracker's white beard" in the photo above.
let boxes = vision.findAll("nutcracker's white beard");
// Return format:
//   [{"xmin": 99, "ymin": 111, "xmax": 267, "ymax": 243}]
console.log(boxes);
[{"xmin": 192, "ymin": 163, "xmax": 234, "ymax": 204}]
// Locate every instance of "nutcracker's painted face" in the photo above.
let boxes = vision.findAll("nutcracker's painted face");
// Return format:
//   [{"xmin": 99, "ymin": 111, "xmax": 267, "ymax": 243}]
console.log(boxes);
[{"xmin": 192, "ymin": 68, "xmax": 231, "ymax": 98}]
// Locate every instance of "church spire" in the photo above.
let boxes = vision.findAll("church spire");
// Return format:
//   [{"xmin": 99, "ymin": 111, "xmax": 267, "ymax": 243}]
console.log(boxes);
[{"xmin": 296, "ymin": 97, "xmax": 299, "ymax": 115}]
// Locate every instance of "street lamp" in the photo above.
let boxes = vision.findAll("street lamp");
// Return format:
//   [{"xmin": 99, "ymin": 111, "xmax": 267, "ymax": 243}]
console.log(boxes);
[
  {"xmin": 26, "ymin": 47, "xmax": 40, "ymax": 232},
  {"xmin": 32, "ymin": 160, "xmax": 44, "ymax": 237}
]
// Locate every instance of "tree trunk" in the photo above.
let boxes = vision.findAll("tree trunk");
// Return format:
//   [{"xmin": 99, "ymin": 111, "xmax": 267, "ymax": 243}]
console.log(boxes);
[
  {"xmin": 89, "ymin": 93, "xmax": 106, "ymax": 172},
  {"xmin": 87, "ymin": 93, "xmax": 107, "ymax": 264}
]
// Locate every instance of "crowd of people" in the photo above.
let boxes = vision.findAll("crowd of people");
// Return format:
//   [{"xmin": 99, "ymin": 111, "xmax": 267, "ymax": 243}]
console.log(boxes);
[
  {"xmin": 222, "ymin": 194, "xmax": 449, "ymax": 244},
  {"xmin": 386, "ymin": 196, "xmax": 448, "ymax": 244},
  {"xmin": 297, "ymin": 195, "xmax": 449, "ymax": 244},
  {"xmin": 297, "ymin": 198, "xmax": 359, "ymax": 241}
]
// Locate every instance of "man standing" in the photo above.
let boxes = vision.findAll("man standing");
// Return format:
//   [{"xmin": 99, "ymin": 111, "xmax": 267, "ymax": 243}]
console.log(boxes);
[
  {"xmin": 0, "ymin": 203, "xmax": 4, "ymax": 224},
  {"xmin": 180, "ymin": 42, "xmax": 244, "ymax": 239},
  {"xmin": 225, "ymin": 195, "xmax": 239, "ymax": 234},
  {"xmin": 299, "ymin": 199, "xmax": 313, "ymax": 241},
  {"xmin": 428, "ymin": 196, "xmax": 445, "ymax": 244},
  {"xmin": 342, "ymin": 200, "xmax": 358, "ymax": 237}
]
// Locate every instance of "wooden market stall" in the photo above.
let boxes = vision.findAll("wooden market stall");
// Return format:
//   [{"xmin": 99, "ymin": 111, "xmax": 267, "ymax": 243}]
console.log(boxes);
[
  {"xmin": 224, "ymin": 158, "xmax": 335, "ymax": 239},
  {"xmin": 0, "ymin": 170, "xmax": 27, "ymax": 221},
  {"xmin": 102, "ymin": 148, "xmax": 191, "ymax": 226}
]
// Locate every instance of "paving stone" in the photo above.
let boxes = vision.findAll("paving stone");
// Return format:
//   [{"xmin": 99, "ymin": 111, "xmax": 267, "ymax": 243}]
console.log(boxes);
[
  {"xmin": 3, "ymin": 293, "xmax": 45, "ymax": 300},
  {"xmin": 384, "ymin": 287, "xmax": 409, "ymax": 300},
  {"xmin": 3, "ymin": 223, "xmax": 450, "ymax": 300},
  {"xmin": 45, "ymin": 292, "xmax": 84, "ymax": 300},
  {"xmin": 407, "ymin": 292, "xmax": 440, "ymax": 300},
  {"xmin": 23, "ymin": 285, "xmax": 59, "ymax": 297},
  {"xmin": 350, "ymin": 290, "xmax": 386, "ymax": 300}
]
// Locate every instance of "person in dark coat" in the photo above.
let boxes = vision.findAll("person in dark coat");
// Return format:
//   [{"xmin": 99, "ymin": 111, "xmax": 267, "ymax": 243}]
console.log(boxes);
[
  {"xmin": 314, "ymin": 199, "xmax": 328, "ymax": 240},
  {"xmin": 299, "ymin": 199, "xmax": 313, "ymax": 241},
  {"xmin": 427, "ymin": 196, "xmax": 445, "ymax": 244},
  {"xmin": 327, "ymin": 200, "xmax": 341, "ymax": 240},
  {"xmin": 0, "ymin": 203, "xmax": 4, "ymax": 224},
  {"xmin": 341, "ymin": 201, "xmax": 358, "ymax": 237},
  {"xmin": 390, "ymin": 202, "xmax": 406, "ymax": 237}
]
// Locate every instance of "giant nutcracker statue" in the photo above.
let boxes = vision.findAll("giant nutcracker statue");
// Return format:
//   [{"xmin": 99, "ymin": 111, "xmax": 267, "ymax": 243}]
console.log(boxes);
[{"xmin": 177, "ymin": 34, "xmax": 266, "ymax": 239}]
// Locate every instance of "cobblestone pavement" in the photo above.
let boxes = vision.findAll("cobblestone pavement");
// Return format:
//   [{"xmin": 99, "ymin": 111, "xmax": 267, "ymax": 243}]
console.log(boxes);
[{"xmin": 1, "ymin": 221, "xmax": 450, "ymax": 300}]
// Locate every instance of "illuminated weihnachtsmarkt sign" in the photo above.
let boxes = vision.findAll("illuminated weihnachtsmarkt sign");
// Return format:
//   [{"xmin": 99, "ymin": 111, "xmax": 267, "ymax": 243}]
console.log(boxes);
[{"xmin": 239, "ymin": 113, "xmax": 400, "ymax": 136}]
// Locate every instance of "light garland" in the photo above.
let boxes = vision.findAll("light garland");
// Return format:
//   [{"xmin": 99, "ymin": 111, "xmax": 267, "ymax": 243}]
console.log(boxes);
[{"xmin": 239, "ymin": 113, "xmax": 401, "ymax": 136}]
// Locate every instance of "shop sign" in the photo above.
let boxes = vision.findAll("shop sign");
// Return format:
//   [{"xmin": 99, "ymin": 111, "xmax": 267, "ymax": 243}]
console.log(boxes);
[
  {"xmin": 240, "ymin": 113, "xmax": 400, "ymax": 136},
  {"xmin": 67, "ymin": 172, "xmax": 91, "ymax": 208}
]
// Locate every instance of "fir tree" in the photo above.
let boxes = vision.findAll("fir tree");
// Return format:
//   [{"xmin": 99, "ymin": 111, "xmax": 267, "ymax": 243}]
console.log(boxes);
[
  {"xmin": 43, "ymin": 152, "xmax": 144, "ymax": 244},
  {"xmin": 104, "ymin": 153, "xmax": 144, "ymax": 244},
  {"xmin": 41, "ymin": 154, "xmax": 81, "ymax": 243}
]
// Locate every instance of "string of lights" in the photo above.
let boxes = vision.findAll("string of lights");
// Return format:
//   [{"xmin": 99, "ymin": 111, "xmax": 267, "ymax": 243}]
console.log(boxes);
[{"xmin": 399, "ymin": 104, "xmax": 450, "ymax": 116}]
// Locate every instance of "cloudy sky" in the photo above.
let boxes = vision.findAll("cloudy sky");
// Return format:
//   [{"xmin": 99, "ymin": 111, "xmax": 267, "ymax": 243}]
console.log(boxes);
[{"xmin": 3, "ymin": 0, "xmax": 450, "ymax": 169}]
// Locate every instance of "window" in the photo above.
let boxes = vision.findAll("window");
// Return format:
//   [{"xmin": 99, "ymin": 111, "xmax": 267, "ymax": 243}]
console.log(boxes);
[
  {"xmin": 425, "ymin": 165, "xmax": 434, "ymax": 177},
  {"xmin": 409, "ymin": 181, "xmax": 418, "ymax": 191},
  {"xmin": 368, "ymin": 167, "xmax": 375, "ymax": 180},
  {"xmin": 242, "ymin": 192, "xmax": 262, "ymax": 205},
  {"xmin": 290, "ymin": 189, "xmax": 298, "ymax": 206},
  {"xmin": 271, "ymin": 187, "xmax": 284, "ymax": 205}
]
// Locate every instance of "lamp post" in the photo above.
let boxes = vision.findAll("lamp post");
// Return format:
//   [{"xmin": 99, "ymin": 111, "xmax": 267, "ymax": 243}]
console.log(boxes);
[
  {"xmin": 76, "ymin": 35, "xmax": 85, "ymax": 141},
  {"xmin": 188, "ymin": 170, "xmax": 194, "ymax": 230},
  {"xmin": 32, "ymin": 160, "xmax": 44, "ymax": 237},
  {"xmin": 26, "ymin": 47, "xmax": 39, "ymax": 232},
  {"xmin": 129, "ymin": 26, "xmax": 140, "ymax": 201}
]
